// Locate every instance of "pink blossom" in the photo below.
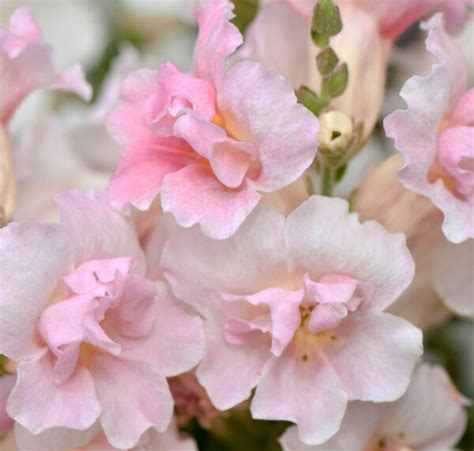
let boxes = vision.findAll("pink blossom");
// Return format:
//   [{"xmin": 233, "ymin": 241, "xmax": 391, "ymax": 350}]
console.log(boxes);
[
  {"xmin": 161, "ymin": 195, "xmax": 422, "ymax": 445},
  {"xmin": 0, "ymin": 6, "xmax": 91, "ymax": 124},
  {"xmin": 0, "ymin": 190, "xmax": 205, "ymax": 449},
  {"xmin": 385, "ymin": 14, "xmax": 473, "ymax": 243},
  {"xmin": 354, "ymin": 154, "xmax": 473, "ymax": 325},
  {"xmin": 107, "ymin": 0, "xmax": 319, "ymax": 239},
  {"xmin": 280, "ymin": 363, "xmax": 469, "ymax": 451}
]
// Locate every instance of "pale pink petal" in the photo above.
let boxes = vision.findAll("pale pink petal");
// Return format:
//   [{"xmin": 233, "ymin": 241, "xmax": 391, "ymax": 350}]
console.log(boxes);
[
  {"xmin": 238, "ymin": 1, "xmax": 311, "ymax": 89},
  {"xmin": 14, "ymin": 422, "xmax": 100, "ymax": 451},
  {"xmin": 219, "ymin": 61, "xmax": 319, "ymax": 191},
  {"xmin": 307, "ymin": 303, "xmax": 349, "ymax": 334},
  {"xmin": 193, "ymin": 0, "xmax": 242, "ymax": 87},
  {"xmin": 8, "ymin": 350, "xmax": 100, "ymax": 434},
  {"xmin": 0, "ymin": 375, "xmax": 15, "ymax": 434},
  {"xmin": 251, "ymin": 345, "xmax": 348, "ymax": 446},
  {"xmin": 108, "ymin": 143, "xmax": 188, "ymax": 211},
  {"xmin": 197, "ymin": 317, "xmax": 271, "ymax": 410},
  {"xmin": 106, "ymin": 272, "xmax": 157, "ymax": 339},
  {"xmin": 279, "ymin": 402, "xmax": 379, "ymax": 451},
  {"xmin": 451, "ymin": 88, "xmax": 474, "ymax": 125},
  {"xmin": 223, "ymin": 287, "xmax": 302, "ymax": 357},
  {"xmin": 119, "ymin": 282, "xmax": 205, "ymax": 377},
  {"xmin": 210, "ymin": 139, "xmax": 253, "ymax": 188},
  {"xmin": 39, "ymin": 292, "xmax": 120, "ymax": 384},
  {"xmin": 55, "ymin": 190, "xmax": 145, "ymax": 270},
  {"xmin": 88, "ymin": 354, "xmax": 173, "ymax": 449},
  {"xmin": 161, "ymin": 164, "xmax": 261, "ymax": 239},
  {"xmin": 173, "ymin": 112, "xmax": 226, "ymax": 159},
  {"xmin": 161, "ymin": 205, "xmax": 287, "ymax": 315},
  {"xmin": 433, "ymin": 240, "xmax": 474, "ymax": 317},
  {"xmin": 377, "ymin": 363, "xmax": 469, "ymax": 449},
  {"xmin": 384, "ymin": 14, "xmax": 472, "ymax": 243},
  {"xmin": 0, "ymin": 222, "xmax": 70, "ymax": 360},
  {"xmin": 0, "ymin": 43, "xmax": 54, "ymax": 123},
  {"xmin": 1, "ymin": 6, "xmax": 42, "ymax": 57},
  {"xmin": 50, "ymin": 64, "xmax": 92, "ymax": 101},
  {"xmin": 328, "ymin": 312, "xmax": 423, "ymax": 402},
  {"xmin": 62, "ymin": 257, "xmax": 135, "ymax": 294},
  {"xmin": 285, "ymin": 196, "xmax": 415, "ymax": 312}
]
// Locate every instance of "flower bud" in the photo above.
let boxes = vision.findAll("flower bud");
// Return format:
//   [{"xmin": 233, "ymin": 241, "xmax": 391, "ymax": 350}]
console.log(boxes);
[{"xmin": 318, "ymin": 110, "xmax": 353, "ymax": 152}]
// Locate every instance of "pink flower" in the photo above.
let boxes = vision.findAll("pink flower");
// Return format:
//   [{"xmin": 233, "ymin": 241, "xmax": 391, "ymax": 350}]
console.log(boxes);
[
  {"xmin": 107, "ymin": 0, "xmax": 318, "ymax": 239},
  {"xmin": 354, "ymin": 154, "xmax": 474, "ymax": 325},
  {"xmin": 160, "ymin": 195, "xmax": 423, "ymax": 445},
  {"xmin": 0, "ymin": 6, "xmax": 92, "ymax": 124},
  {"xmin": 280, "ymin": 363, "xmax": 469, "ymax": 451},
  {"xmin": 385, "ymin": 14, "xmax": 474, "ymax": 243},
  {"xmin": 0, "ymin": 190, "xmax": 205, "ymax": 449}
]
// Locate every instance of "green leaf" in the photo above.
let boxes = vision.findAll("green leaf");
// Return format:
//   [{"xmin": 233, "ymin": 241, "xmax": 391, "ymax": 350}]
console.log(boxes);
[
  {"xmin": 295, "ymin": 86, "xmax": 328, "ymax": 116},
  {"xmin": 316, "ymin": 47, "xmax": 339, "ymax": 76},
  {"xmin": 329, "ymin": 63, "xmax": 349, "ymax": 97},
  {"xmin": 311, "ymin": 0, "xmax": 342, "ymax": 47},
  {"xmin": 230, "ymin": 0, "xmax": 259, "ymax": 33}
]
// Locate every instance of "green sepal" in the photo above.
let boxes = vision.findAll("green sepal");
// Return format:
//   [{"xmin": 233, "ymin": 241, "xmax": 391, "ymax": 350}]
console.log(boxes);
[
  {"xmin": 316, "ymin": 47, "xmax": 339, "ymax": 76},
  {"xmin": 295, "ymin": 85, "xmax": 328, "ymax": 116},
  {"xmin": 311, "ymin": 0, "xmax": 343, "ymax": 47},
  {"xmin": 329, "ymin": 63, "xmax": 349, "ymax": 97}
]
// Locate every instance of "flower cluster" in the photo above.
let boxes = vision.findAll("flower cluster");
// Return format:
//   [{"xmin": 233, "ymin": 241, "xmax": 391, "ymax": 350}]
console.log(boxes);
[{"xmin": 0, "ymin": 1, "xmax": 472, "ymax": 450}]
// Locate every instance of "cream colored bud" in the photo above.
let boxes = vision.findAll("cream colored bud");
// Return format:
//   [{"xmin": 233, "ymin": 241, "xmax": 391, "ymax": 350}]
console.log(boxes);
[
  {"xmin": 317, "ymin": 110, "xmax": 353, "ymax": 152},
  {"xmin": 0, "ymin": 125, "xmax": 16, "ymax": 226}
]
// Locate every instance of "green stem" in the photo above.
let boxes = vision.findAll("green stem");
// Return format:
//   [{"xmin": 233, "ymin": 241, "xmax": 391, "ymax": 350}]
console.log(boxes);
[{"xmin": 321, "ymin": 165, "xmax": 335, "ymax": 196}]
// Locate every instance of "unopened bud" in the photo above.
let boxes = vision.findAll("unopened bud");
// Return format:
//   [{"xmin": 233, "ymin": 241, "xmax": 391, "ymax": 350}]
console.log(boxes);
[{"xmin": 318, "ymin": 110, "xmax": 353, "ymax": 153}]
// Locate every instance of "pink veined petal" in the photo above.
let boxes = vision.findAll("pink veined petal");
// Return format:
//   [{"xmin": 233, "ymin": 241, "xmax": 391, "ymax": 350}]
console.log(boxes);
[
  {"xmin": 118, "ymin": 282, "xmax": 205, "ymax": 377},
  {"xmin": 437, "ymin": 126, "xmax": 474, "ymax": 198},
  {"xmin": 55, "ymin": 190, "xmax": 145, "ymax": 270},
  {"xmin": 303, "ymin": 273, "xmax": 360, "ymax": 304},
  {"xmin": 251, "ymin": 345, "xmax": 348, "ymax": 446},
  {"xmin": 196, "ymin": 316, "xmax": 272, "ymax": 410},
  {"xmin": 161, "ymin": 204, "xmax": 287, "ymax": 315},
  {"xmin": 173, "ymin": 111, "xmax": 226, "ymax": 159},
  {"xmin": 451, "ymin": 88, "xmax": 474, "ymax": 126},
  {"xmin": 222, "ymin": 287, "xmax": 303, "ymax": 357},
  {"xmin": 307, "ymin": 303, "xmax": 349, "ymax": 334},
  {"xmin": 157, "ymin": 62, "xmax": 216, "ymax": 121},
  {"xmin": 107, "ymin": 142, "xmax": 188, "ymax": 211},
  {"xmin": 193, "ymin": 0, "xmax": 243, "ymax": 87},
  {"xmin": 161, "ymin": 164, "xmax": 261, "ymax": 240},
  {"xmin": 285, "ymin": 196, "xmax": 415, "ymax": 312},
  {"xmin": 238, "ymin": 1, "xmax": 312, "ymax": 89},
  {"xmin": 210, "ymin": 139, "xmax": 253, "ymax": 188},
  {"xmin": 62, "ymin": 256, "xmax": 135, "ymax": 294},
  {"xmin": 327, "ymin": 311, "xmax": 423, "ymax": 402},
  {"xmin": 106, "ymin": 272, "xmax": 157, "ymax": 339},
  {"xmin": 219, "ymin": 61, "xmax": 319, "ymax": 191},
  {"xmin": 0, "ymin": 222, "xmax": 70, "ymax": 360},
  {"xmin": 7, "ymin": 349, "xmax": 100, "ymax": 434},
  {"xmin": 88, "ymin": 354, "xmax": 174, "ymax": 449},
  {"xmin": 0, "ymin": 43, "xmax": 54, "ymax": 123}
]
